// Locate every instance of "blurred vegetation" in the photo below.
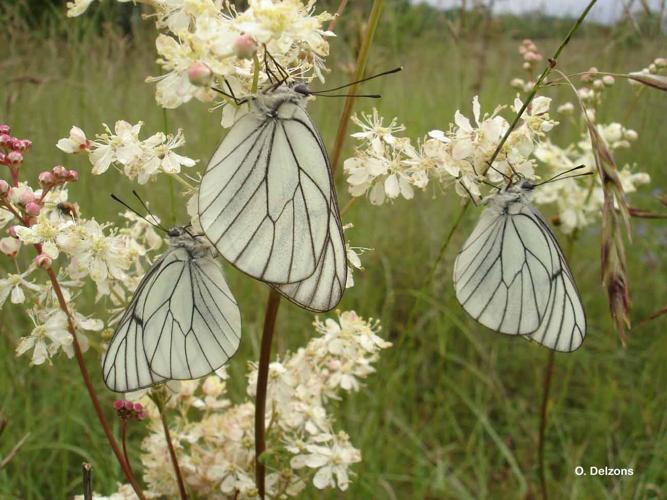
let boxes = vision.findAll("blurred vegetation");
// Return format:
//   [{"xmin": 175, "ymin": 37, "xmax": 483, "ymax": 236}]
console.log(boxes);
[{"xmin": 1, "ymin": 1, "xmax": 667, "ymax": 499}]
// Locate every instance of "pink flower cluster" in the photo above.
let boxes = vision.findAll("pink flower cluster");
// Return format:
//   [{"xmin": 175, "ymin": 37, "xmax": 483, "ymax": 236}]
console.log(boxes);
[
  {"xmin": 0, "ymin": 124, "xmax": 79, "ymax": 266},
  {"xmin": 113, "ymin": 399, "xmax": 146, "ymax": 421}
]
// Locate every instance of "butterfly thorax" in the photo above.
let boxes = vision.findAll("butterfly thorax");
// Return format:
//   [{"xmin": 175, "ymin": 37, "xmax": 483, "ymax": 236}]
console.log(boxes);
[
  {"xmin": 485, "ymin": 180, "xmax": 535, "ymax": 214},
  {"xmin": 253, "ymin": 84, "xmax": 308, "ymax": 117},
  {"xmin": 167, "ymin": 227, "xmax": 210, "ymax": 258}
]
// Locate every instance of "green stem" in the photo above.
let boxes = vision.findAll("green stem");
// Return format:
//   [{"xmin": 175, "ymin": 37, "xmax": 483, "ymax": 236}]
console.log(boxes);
[{"xmin": 329, "ymin": 0, "xmax": 385, "ymax": 175}]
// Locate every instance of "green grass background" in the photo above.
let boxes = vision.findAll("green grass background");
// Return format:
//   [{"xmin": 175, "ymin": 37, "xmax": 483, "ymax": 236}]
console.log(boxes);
[{"xmin": 1, "ymin": 2, "xmax": 667, "ymax": 498}]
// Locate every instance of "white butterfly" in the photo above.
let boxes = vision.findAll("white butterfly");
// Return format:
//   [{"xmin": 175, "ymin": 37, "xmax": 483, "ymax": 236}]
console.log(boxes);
[
  {"xmin": 453, "ymin": 179, "xmax": 586, "ymax": 352},
  {"xmin": 102, "ymin": 226, "xmax": 242, "ymax": 393},
  {"xmin": 198, "ymin": 83, "xmax": 347, "ymax": 312}
]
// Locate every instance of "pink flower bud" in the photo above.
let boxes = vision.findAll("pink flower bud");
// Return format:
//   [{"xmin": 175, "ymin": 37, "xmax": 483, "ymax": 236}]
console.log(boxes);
[
  {"xmin": 124, "ymin": 400, "xmax": 134, "ymax": 410},
  {"xmin": 136, "ymin": 412, "xmax": 145, "ymax": 421},
  {"xmin": 66, "ymin": 170, "xmax": 79, "ymax": 182},
  {"xmin": 0, "ymin": 180, "xmax": 9, "ymax": 195},
  {"xmin": 234, "ymin": 34, "xmax": 257, "ymax": 60},
  {"xmin": 20, "ymin": 139, "xmax": 32, "ymax": 151},
  {"xmin": 52, "ymin": 165, "xmax": 67, "ymax": 178},
  {"xmin": 6, "ymin": 151, "xmax": 23, "ymax": 165},
  {"xmin": 38, "ymin": 171, "xmax": 55, "ymax": 187},
  {"xmin": 7, "ymin": 226, "xmax": 18, "ymax": 238},
  {"xmin": 187, "ymin": 62, "xmax": 213, "ymax": 87},
  {"xmin": 34, "ymin": 253, "xmax": 52, "ymax": 269},
  {"xmin": 0, "ymin": 125, "xmax": 10, "ymax": 135},
  {"xmin": 133, "ymin": 402, "xmax": 143, "ymax": 412},
  {"xmin": 18, "ymin": 190, "xmax": 35, "ymax": 206},
  {"xmin": 0, "ymin": 153, "xmax": 5, "ymax": 165},
  {"xmin": 0, "ymin": 134, "xmax": 10, "ymax": 147},
  {"xmin": 9, "ymin": 138, "xmax": 29, "ymax": 151},
  {"xmin": 0, "ymin": 237, "xmax": 20, "ymax": 256},
  {"xmin": 25, "ymin": 202, "xmax": 41, "ymax": 216},
  {"xmin": 113, "ymin": 400, "xmax": 125, "ymax": 410}
]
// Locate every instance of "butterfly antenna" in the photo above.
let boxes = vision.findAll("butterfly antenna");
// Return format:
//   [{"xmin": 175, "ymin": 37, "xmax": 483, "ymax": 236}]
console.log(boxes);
[
  {"xmin": 314, "ymin": 66, "xmax": 402, "ymax": 94},
  {"xmin": 264, "ymin": 48, "xmax": 291, "ymax": 81},
  {"xmin": 534, "ymin": 165, "xmax": 588, "ymax": 186},
  {"xmin": 457, "ymin": 179, "xmax": 479, "ymax": 206},
  {"xmin": 110, "ymin": 194, "xmax": 168, "ymax": 233},
  {"xmin": 309, "ymin": 93, "xmax": 382, "ymax": 99}
]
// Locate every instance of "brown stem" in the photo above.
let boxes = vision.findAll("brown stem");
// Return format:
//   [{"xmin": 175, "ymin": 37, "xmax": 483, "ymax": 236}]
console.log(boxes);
[
  {"xmin": 45, "ymin": 268, "xmax": 146, "ymax": 499},
  {"xmin": 158, "ymin": 405, "xmax": 188, "ymax": 500},
  {"xmin": 120, "ymin": 422, "xmax": 134, "ymax": 479},
  {"xmin": 537, "ymin": 350, "xmax": 555, "ymax": 500},
  {"xmin": 327, "ymin": 0, "xmax": 349, "ymax": 32},
  {"xmin": 329, "ymin": 0, "xmax": 385, "ymax": 175},
  {"xmin": 254, "ymin": 288, "xmax": 281, "ymax": 498},
  {"xmin": 82, "ymin": 463, "xmax": 93, "ymax": 500}
]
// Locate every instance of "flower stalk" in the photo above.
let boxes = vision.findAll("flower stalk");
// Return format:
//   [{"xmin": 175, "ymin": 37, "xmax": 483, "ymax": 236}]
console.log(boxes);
[
  {"xmin": 254, "ymin": 288, "xmax": 281, "ymax": 498},
  {"xmin": 330, "ymin": 0, "xmax": 385, "ymax": 175}
]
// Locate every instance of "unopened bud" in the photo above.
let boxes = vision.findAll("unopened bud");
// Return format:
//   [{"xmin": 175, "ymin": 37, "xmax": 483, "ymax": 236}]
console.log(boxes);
[
  {"xmin": 0, "ymin": 179, "xmax": 9, "ymax": 195},
  {"xmin": 66, "ymin": 170, "xmax": 79, "ymax": 182},
  {"xmin": 234, "ymin": 34, "xmax": 257, "ymax": 60},
  {"xmin": 0, "ymin": 125, "xmax": 9, "ymax": 135},
  {"xmin": 602, "ymin": 75, "xmax": 615, "ymax": 86},
  {"xmin": 19, "ymin": 190, "xmax": 35, "ymax": 206},
  {"xmin": 25, "ymin": 202, "xmax": 41, "ymax": 216},
  {"xmin": 38, "ymin": 171, "xmax": 55, "ymax": 187},
  {"xmin": 655, "ymin": 58, "xmax": 666, "ymax": 68},
  {"xmin": 0, "ymin": 237, "xmax": 20, "ymax": 256},
  {"xmin": 52, "ymin": 165, "xmax": 67, "ymax": 178},
  {"xmin": 34, "ymin": 253, "xmax": 52, "ymax": 269},
  {"xmin": 187, "ymin": 62, "xmax": 213, "ymax": 87},
  {"xmin": 7, "ymin": 226, "xmax": 17, "ymax": 238},
  {"xmin": 0, "ymin": 134, "xmax": 10, "ymax": 147},
  {"xmin": 6, "ymin": 151, "xmax": 23, "ymax": 165}
]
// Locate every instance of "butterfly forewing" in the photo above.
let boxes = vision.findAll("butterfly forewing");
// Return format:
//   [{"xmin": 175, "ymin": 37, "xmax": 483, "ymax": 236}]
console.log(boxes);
[
  {"xmin": 199, "ymin": 100, "xmax": 333, "ymax": 285},
  {"xmin": 102, "ymin": 246, "xmax": 242, "ymax": 393}
]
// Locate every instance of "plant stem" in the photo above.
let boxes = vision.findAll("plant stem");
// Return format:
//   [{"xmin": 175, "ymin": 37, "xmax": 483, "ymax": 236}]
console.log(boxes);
[
  {"xmin": 158, "ymin": 404, "xmax": 188, "ymax": 500},
  {"xmin": 537, "ymin": 350, "xmax": 555, "ymax": 500},
  {"xmin": 488, "ymin": 0, "xmax": 597, "ymax": 170},
  {"xmin": 329, "ymin": 0, "xmax": 385, "ymax": 175},
  {"xmin": 82, "ymin": 463, "xmax": 93, "ymax": 500},
  {"xmin": 45, "ymin": 268, "xmax": 146, "ymax": 499},
  {"xmin": 255, "ymin": 288, "xmax": 281, "ymax": 498},
  {"xmin": 327, "ymin": 0, "xmax": 349, "ymax": 32}
]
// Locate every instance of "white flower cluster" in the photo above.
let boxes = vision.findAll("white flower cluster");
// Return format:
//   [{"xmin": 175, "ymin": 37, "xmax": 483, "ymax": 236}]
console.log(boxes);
[
  {"xmin": 533, "ymin": 123, "xmax": 650, "ymax": 234},
  {"xmin": 106, "ymin": 311, "xmax": 390, "ymax": 498},
  {"xmin": 57, "ymin": 122, "xmax": 197, "ymax": 184},
  {"xmin": 67, "ymin": 0, "xmax": 334, "ymax": 117},
  {"xmin": 2, "ymin": 184, "xmax": 164, "ymax": 365},
  {"xmin": 344, "ymin": 95, "xmax": 557, "ymax": 205}
]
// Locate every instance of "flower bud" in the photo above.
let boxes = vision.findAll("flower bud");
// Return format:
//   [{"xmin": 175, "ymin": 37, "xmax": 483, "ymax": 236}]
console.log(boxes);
[
  {"xmin": 0, "ymin": 125, "xmax": 9, "ymax": 135},
  {"xmin": 602, "ymin": 75, "xmax": 615, "ymax": 86},
  {"xmin": 38, "ymin": 171, "xmax": 55, "ymax": 188},
  {"xmin": 113, "ymin": 400, "xmax": 125, "ymax": 410},
  {"xmin": 19, "ymin": 190, "xmax": 35, "ymax": 206},
  {"xmin": 624, "ymin": 129, "xmax": 638, "ymax": 141},
  {"xmin": 234, "ymin": 34, "xmax": 257, "ymax": 60},
  {"xmin": 522, "ymin": 62, "xmax": 531, "ymax": 70},
  {"xmin": 25, "ymin": 202, "xmax": 41, "ymax": 216},
  {"xmin": 6, "ymin": 151, "xmax": 23, "ymax": 165},
  {"xmin": 0, "ymin": 134, "xmax": 10, "ymax": 147},
  {"xmin": 0, "ymin": 179, "xmax": 9, "ymax": 195},
  {"xmin": 7, "ymin": 225, "xmax": 18, "ymax": 238},
  {"xmin": 0, "ymin": 237, "xmax": 20, "ymax": 256},
  {"xmin": 593, "ymin": 79, "xmax": 604, "ymax": 89},
  {"xmin": 34, "ymin": 252, "xmax": 52, "ymax": 269},
  {"xmin": 10, "ymin": 138, "xmax": 31, "ymax": 151},
  {"xmin": 655, "ymin": 58, "xmax": 667, "ymax": 68},
  {"xmin": 187, "ymin": 62, "xmax": 214, "ymax": 87},
  {"xmin": 66, "ymin": 170, "xmax": 79, "ymax": 182},
  {"xmin": 52, "ymin": 165, "xmax": 67, "ymax": 178}
]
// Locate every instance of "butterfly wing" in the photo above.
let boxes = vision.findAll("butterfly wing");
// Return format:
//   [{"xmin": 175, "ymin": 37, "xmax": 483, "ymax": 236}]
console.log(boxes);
[
  {"xmin": 454, "ymin": 205, "xmax": 553, "ymax": 335},
  {"xmin": 102, "ymin": 247, "xmax": 242, "ymax": 392},
  {"xmin": 271, "ymin": 197, "xmax": 347, "ymax": 312},
  {"xmin": 524, "ymin": 205, "xmax": 586, "ymax": 352},
  {"xmin": 198, "ymin": 101, "xmax": 335, "ymax": 285}
]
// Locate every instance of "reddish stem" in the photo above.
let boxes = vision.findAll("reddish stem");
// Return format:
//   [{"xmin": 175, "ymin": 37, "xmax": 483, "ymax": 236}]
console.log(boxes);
[{"xmin": 158, "ymin": 404, "xmax": 188, "ymax": 499}]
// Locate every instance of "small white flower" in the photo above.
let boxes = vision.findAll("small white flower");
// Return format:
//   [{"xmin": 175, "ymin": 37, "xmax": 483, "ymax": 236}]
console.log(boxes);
[
  {"xmin": 0, "ymin": 269, "xmax": 42, "ymax": 307},
  {"xmin": 56, "ymin": 126, "xmax": 90, "ymax": 153}
]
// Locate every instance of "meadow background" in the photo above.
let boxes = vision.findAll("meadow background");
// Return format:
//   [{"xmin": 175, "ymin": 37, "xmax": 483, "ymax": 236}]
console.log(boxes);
[{"xmin": 1, "ymin": 0, "xmax": 667, "ymax": 498}]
